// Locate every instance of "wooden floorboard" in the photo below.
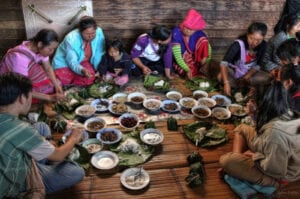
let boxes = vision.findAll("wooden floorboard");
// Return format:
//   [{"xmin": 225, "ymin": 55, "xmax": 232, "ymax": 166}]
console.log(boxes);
[{"xmin": 46, "ymin": 77, "xmax": 300, "ymax": 199}]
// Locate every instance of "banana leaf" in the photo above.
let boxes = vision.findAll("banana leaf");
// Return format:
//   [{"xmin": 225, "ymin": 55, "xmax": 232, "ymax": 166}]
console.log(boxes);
[
  {"xmin": 186, "ymin": 77, "xmax": 218, "ymax": 92},
  {"xmin": 143, "ymin": 75, "xmax": 170, "ymax": 92},
  {"xmin": 182, "ymin": 121, "xmax": 227, "ymax": 148},
  {"xmin": 67, "ymin": 144, "xmax": 91, "ymax": 171},
  {"xmin": 109, "ymin": 131, "xmax": 155, "ymax": 166},
  {"xmin": 88, "ymin": 82, "xmax": 117, "ymax": 98}
]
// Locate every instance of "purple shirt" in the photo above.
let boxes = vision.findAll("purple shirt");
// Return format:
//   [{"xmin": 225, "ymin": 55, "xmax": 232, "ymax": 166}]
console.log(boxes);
[
  {"xmin": 0, "ymin": 41, "xmax": 48, "ymax": 76},
  {"xmin": 131, "ymin": 34, "xmax": 172, "ymax": 69}
]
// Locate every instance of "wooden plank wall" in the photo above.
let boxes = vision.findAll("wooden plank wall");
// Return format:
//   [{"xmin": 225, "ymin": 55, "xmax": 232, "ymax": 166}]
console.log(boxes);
[{"xmin": 0, "ymin": 0, "xmax": 285, "ymax": 62}]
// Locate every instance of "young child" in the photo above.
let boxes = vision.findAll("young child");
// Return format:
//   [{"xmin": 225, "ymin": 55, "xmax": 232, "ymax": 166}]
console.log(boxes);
[{"xmin": 98, "ymin": 38, "xmax": 135, "ymax": 86}]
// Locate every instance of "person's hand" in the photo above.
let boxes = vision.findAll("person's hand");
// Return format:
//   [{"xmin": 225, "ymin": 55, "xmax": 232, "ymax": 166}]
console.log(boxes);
[
  {"xmin": 270, "ymin": 68, "xmax": 280, "ymax": 80},
  {"xmin": 82, "ymin": 68, "xmax": 91, "ymax": 78},
  {"xmin": 224, "ymin": 82, "xmax": 231, "ymax": 96},
  {"xmin": 55, "ymin": 84, "xmax": 64, "ymax": 95},
  {"xmin": 68, "ymin": 128, "xmax": 84, "ymax": 144},
  {"xmin": 243, "ymin": 150, "xmax": 254, "ymax": 157},
  {"xmin": 187, "ymin": 70, "xmax": 193, "ymax": 80},
  {"xmin": 142, "ymin": 66, "xmax": 152, "ymax": 75},
  {"xmin": 48, "ymin": 93, "xmax": 65, "ymax": 102}
]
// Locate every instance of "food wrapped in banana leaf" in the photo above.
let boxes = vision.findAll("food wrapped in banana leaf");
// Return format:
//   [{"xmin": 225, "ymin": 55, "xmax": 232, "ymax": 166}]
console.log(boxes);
[
  {"xmin": 185, "ymin": 151, "xmax": 206, "ymax": 187},
  {"xmin": 185, "ymin": 77, "xmax": 218, "ymax": 92},
  {"xmin": 144, "ymin": 75, "xmax": 170, "ymax": 92},
  {"xmin": 182, "ymin": 122, "xmax": 227, "ymax": 148},
  {"xmin": 88, "ymin": 82, "xmax": 117, "ymax": 98}
]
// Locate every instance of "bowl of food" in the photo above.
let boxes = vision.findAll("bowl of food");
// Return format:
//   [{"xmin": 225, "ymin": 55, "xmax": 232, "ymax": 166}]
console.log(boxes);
[
  {"xmin": 112, "ymin": 92, "xmax": 128, "ymax": 104},
  {"xmin": 120, "ymin": 167, "xmax": 150, "ymax": 190},
  {"xmin": 96, "ymin": 128, "xmax": 122, "ymax": 145},
  {"xmin": 161, "ymin": 100, "xmax": 181, "ymax": 113},
  {"xmin": 191, "ymin": 105, "xmax": 212, "ymax": 119},
  {"xmin": 108, "ymin": 103, "xmax": 128, "ymax": 116},
  {"xmin": 198, "ymin": 97, "xmax": 216, "ymax": 108},
  {"xmin": 211, "ymin": 94, "xmax": 232, "ymax": 107},
  {"xmin": 84, "ymin": 117, "xmax": 106, "ymax": 133},
  {"xmin": 228, "ymin": 104, "xmax": 247, "ymax": 117},
  {"xmin": 90, "ymin": 98, "xmax": 110, "ymax": 113},
  {"xmin": 75, "ymin": 105, "xmax": 96, "ymax": 118},
  {"xmin": 179, "ymin": 97, "xmax": 197, "ymax": 110},
  {"xmin": 193, "ymin": 90, "xmax": 208, "ymax": 99},
  {"xmin": 81, "ymin": 138, "xmax": 103, "ymax": 154},
  {"xmin": 140, "ymin": 128, "xmax": 164, "ymax": 145},
  {"xmin": 127, "ymin": 92, "xmax": 146, "ymax": 105},
  {"xmin": 61, "ymin": 129, "xmax": 89, "ymax": 144},
  {"xmin": 212, "ymin": 107, "xmax": 231, "ymax": 120},
  {"xmin": 118, "ymin": 113, "xmax": 139, "ymax": 130},
  {"xmin": 91, "ymin": 150, "xmax": 119, "ymax": 170},
  {"xmin": 143, "ymin": 98, "xmax": 162, "ymax": 112},
  {"xmin": 166, "ymin": 91, "xmax": 182, "ymax": 101}
]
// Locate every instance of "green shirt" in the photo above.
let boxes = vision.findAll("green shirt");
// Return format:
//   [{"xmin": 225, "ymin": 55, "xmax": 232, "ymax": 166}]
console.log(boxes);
[{"xmin": 0, "ymin": 113, "xmax": 44, "ymax": 197}]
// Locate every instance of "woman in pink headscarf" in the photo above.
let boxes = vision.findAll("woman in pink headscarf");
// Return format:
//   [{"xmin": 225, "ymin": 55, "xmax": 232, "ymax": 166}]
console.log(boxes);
[{"xmin": 172, "ymin": 9, "xmax": 212, "ymax": 79}]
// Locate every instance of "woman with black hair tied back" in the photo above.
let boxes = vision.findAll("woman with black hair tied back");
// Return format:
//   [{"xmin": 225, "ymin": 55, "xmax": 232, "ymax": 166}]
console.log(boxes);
[
  {"xmin": 280, "ymin": 63, "xmax": 300, "ymax": 112},
  {"xmin": 262, "ymin": 13, "xmax": 300, "ymax": 79},
  {"xmin": 131, "ymin": 25, "xmax": 177, "ymax": 79}
]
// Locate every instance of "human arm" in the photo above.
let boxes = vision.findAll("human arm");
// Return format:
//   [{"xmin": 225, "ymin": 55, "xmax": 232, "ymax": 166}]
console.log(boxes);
[
  {"xmin": 220, "ymin": 62, "xmax": 231, "ymax": 96},
  {"xmin": 41, "ymin": 60, "xmax": 64, "ymax": 94},
  {"xmin": 132, "ymin": 57, "xmax": 152, "ymax": 75},
  {"xmin": 172, "ymin": 44, "xmax": 189, "ymax": 72},
  {"xmin": 46, "ymin": 128, "xmax": 83, "ymax": 161}
]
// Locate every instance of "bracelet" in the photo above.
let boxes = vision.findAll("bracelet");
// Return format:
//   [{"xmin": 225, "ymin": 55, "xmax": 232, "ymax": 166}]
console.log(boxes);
[{"xmin": 223, "ymin": 80, "xmax": 230, "ymax": 84}]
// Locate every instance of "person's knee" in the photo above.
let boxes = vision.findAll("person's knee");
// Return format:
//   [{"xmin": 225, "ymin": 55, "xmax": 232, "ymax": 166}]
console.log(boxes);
[{"xmin": 219, "ymin": 152, "xmax": 234, "ymax": 169}]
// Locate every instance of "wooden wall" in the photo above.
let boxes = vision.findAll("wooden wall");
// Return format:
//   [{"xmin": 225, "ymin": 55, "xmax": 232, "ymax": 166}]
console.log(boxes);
[{"xmin": 0, "ymin": 0, "xmax": 285, "ymax": 62}]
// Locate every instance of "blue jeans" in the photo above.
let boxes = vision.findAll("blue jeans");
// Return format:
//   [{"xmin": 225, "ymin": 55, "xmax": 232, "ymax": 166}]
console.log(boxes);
[{"xmin": 37, "ymin": 160, "xmax": 85, "ymax": 193}]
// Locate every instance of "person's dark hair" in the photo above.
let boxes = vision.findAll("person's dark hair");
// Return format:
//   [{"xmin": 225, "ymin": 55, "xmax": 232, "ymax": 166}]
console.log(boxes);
[
  {"xmin": 148, "ymin": 25, "xmax": 171, "ymax": 41},
  {"xmin": 277, "ymin": 38, "xmax": 300, "ymax": 63},
  {"xmin": 274, "ymin": 13, "xmax": 300, "ymax": 34},
  {"xmin": 247, "ymin": 22, "xmax": 268, "ymax": 37},
  {"xmin": 256, "ymin": 81, "xmax": 290, "ymax": 133},
  {"xmin": 78, "ymin": 16, "xmax": 97, "ymax": 32},
  {"xmin": 30, "ymin": 29, "xmax": 59, "ymax": 47},
  {"xmin": 148, "ymin": 25, "xmax": 171, "ymax": 57},
  {"xmin": 280, "ymin": 64, "xmax": 300, "ymax": 92},
  {"xmin": 0, "ymin": 72, "xmax": 32, "ymax": 106},
  {"xmin": 105, "ymin": 38, "xmax": 124, "ymax": 52}
]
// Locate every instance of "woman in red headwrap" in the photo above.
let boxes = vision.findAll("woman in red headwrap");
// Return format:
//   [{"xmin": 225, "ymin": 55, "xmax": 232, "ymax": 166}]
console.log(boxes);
[{"xmin": 172, "ymin": 9, "xmax": 212, "ymax": 79}]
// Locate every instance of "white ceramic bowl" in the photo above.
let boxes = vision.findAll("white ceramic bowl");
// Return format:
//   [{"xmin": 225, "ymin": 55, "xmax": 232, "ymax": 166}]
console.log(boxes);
[
  {"xmin": 212, "ymin": 107, "xmax": 231, "ymax": 120},
  {"xmin": 75, "ymin": 105, "xmax": 96, "ymax": 118},
  {"xmin": 228, "ymin": 104, "xmax": 247, "ymax": 117},
  {"xmin": 143, "ymin": 98, "xmax": 162, "ymax": 112},
  {"xmin": 191, "ymin": 105, "xmax": 212, "ymax": 119},
  {"xmin": 161, "ymin": 100, "xmax": 181, "ymax": 113},
  {"xmin": 84, "ymin": 117, "xmax": 106, "ymax": 133},
  {"xmin": 112, "ymin": 92, "xmax": 128, "ymax": 104},
  {"xmin": 193, "ymin": 90, "xmax": 208, "ymax": 99},
  {"xmin": 211, "ymin": 94, "xmax": 232, "ymax": 107},
  {"xmin": 120, "ymin": 167, "xmax": 150, "ymax": 190},
  {"xmin": 81, "ymin": 138, "xmax": 103, "ymax": 154},
  {"xmin": 140, "ymin": 128, "xmax": 164, "ymax": 145},
  {"xmin": 108, "ymin": 103, "xmax": 128, "ymax": 116},
  {"xmin": 198, "ymin": 97, "xmax": 216, "ymax": 108},
  {"xmin": 91, "ymin": 150, "xmax": 119, "ymax": 170},
  {"xmin": 179, "ymin": 97, "xmax": 197, "ymax": 109},
  {"xmin": 127, "ymin": 92, "xmax": 146, "ymax": 105},
  {"xmin": 118, "ymin": 113, "xmax": 139, "ymax": 130},
  {"xmin": 96, "ymin": 128, "xmax": 122, "ymax": 145},
  {"xmin": 166, "ymin": 91, "xmax": 182, "ymax": 101},
  {"xmin": 90, "ymin": 98, "xmax": 110, "ymax": 112}
]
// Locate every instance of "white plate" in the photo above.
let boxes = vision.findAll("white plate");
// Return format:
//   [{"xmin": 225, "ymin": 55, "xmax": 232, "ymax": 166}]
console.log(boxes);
[
  {"xmin": 211, "ymin": 94, "xmax": 232, "ymax": 107},
  {"xmin": 91, "ymin": 150, "xmax": 119, "ymax": 170},
  {"xmin": 120, "ymin": 167, "xmax": 150, "ymax": 190}
]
